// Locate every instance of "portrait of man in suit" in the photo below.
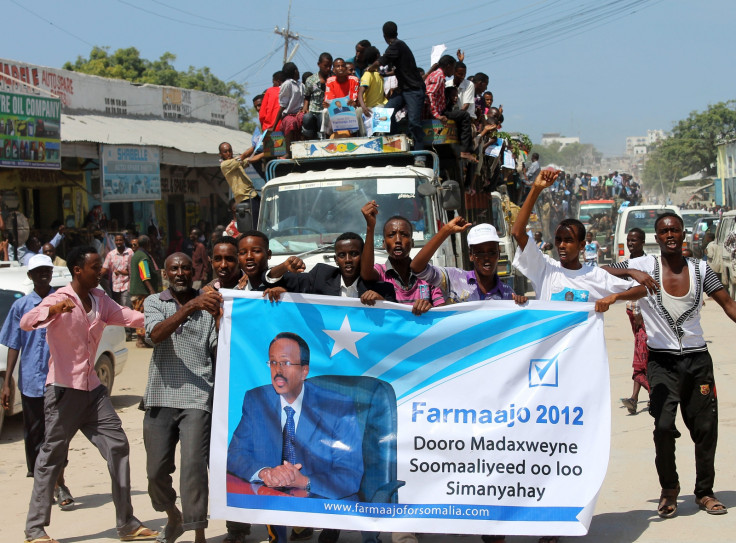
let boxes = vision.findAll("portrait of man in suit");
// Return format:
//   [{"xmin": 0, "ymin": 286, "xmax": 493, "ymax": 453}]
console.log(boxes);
[{"xmin": 227, "ymin": 332, "xmax": 364, "ymax": 500}]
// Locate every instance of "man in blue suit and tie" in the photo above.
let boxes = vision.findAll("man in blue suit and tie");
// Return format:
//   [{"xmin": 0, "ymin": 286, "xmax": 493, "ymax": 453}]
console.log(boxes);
[{"xmin": 227, "ymin": 332, "xmax": 363, "ymax": 540}]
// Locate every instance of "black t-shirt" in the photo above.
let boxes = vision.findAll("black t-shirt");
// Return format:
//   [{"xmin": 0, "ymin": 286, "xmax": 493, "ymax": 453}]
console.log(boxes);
[{"xmin": 379, "ymin": 39, "xmax": 423, "ymax": 91}]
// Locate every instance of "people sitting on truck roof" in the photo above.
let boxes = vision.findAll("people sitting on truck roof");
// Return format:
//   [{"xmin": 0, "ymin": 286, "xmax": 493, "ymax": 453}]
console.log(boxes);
[
  {"xmin": 302, "ymin": 52, "xmax": 333, "ymax": 140},
  {"xmin": 453, "ymin": 60, "xmax": 475, "ymax": 120},
  {"xmin": 323, "ymin": 57, "xmax": 362, "ymax": 137},
  {"xmin": 268, "ymin": 62, "xmax": 304, "ymax": 159},
  {"xmin": 366, "ymin": 21, "xmax": 426, "ymax": 166},
  {"xmin": 259, "ymin": 71, "xmax": 285, "ymax": 132},
  {"xmin": 347, "ymin": 39, "xmax": 371, "ymax": 79},
  {"xmin": 472, "ymin": 72, "xmax": 489, "ymax": 123},
  {"xmin": 357, "ymin": 46, "xmax": 387, "ymax": 120}
]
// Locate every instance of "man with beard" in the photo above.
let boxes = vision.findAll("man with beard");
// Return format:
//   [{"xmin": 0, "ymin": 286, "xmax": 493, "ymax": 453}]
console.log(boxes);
[{"xmin": 142, "ymin": 253, "xmax": 221, "ymax": 543}]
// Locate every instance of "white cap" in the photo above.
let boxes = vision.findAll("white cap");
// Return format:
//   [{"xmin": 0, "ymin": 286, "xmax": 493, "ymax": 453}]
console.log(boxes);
[
  {"xmin": 28, "ymin": 254, "xmax": 54, "ymax": 271},
  {"xmin": 467, "ymin": 223, "xmax": 500, "ymax": 246}
]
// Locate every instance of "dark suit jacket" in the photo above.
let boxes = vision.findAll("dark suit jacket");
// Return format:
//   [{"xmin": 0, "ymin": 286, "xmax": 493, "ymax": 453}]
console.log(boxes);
[
  {"xmin": 227, "ymin": 380, "xmax": 364, "ymax": 500},
  {"xmin": 275, "ymin": 263, "xmax": 396, "ymax": 301}
]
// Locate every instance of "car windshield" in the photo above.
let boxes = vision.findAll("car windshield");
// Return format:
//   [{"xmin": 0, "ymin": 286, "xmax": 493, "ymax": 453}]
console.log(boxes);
[
  {"xmin": 0, "ymin": 289, "xmax": 24, "ymax": 325},
  {"xmin": 579, "ymin": 204, "xmax": 613, "ymax": 223},
  {"xmin": 260, "ymin": 177, "xmax": 435, "ymax": 255},
  {"xmin": 625, "ymin": 209, "xmax": 672, "ymax": 233}
]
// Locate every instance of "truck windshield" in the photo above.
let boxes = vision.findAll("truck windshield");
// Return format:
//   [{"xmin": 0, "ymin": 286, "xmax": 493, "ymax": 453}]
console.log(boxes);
[
  {"xmin": 260, "ymin": 177, "xmax": 435, "ymax": 255},
  {"xmin": 579, "ymin": 204, "xmax": 613, "ymax": 224}
]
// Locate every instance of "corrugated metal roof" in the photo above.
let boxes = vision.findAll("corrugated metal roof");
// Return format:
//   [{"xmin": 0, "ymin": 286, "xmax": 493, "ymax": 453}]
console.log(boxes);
[{"xmin": 61, "ymin": 114, "xmax": 253, "ymax": 156}]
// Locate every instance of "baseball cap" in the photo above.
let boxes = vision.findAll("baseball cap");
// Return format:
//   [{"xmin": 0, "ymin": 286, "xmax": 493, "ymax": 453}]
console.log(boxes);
[
  {"xmin": 467, "ymin": 223, "xmax": 500, "ymax": 246},
  {"xmin": 28, "ymin": 254, "xmax": 54, "ymax": 270}
]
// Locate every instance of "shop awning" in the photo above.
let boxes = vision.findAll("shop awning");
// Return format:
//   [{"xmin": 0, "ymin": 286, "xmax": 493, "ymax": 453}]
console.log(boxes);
[{"xmin": 61, "ymin": 114, "xmax": 254, "ymax": 167}]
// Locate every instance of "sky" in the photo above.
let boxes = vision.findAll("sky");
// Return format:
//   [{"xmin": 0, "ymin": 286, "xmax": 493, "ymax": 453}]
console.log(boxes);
[{"xmin": 3, "ymin": 0, "xmax": 733, "ymax": 156}]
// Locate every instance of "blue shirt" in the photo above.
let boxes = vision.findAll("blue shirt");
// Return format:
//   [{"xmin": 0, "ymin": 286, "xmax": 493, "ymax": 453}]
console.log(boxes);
[{"xmin": 0, "ymin": 288, "xmax": 54, "ymax": 397}]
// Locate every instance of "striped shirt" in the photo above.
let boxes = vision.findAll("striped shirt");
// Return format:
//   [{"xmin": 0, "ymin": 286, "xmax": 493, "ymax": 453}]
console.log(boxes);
[{"xmin": 374, "ymin": 261, "xmax": 444, "ymax": 306}]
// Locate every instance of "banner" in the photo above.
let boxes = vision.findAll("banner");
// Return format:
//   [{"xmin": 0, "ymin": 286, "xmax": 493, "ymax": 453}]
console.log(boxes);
[
  {"xmin": 211, "ymin": 293, "xmax": 611, "ymax": 536},
  {"xmin": 328, "ymin": 96, "xmax": 359, "ymax": 132},
  {"xmin": 101, "ymin": 144, "xmax": 161, "ymax": 202},
  {"xmin": 0, "ymin": 91, "xmax": 61, "ymax": 170}
]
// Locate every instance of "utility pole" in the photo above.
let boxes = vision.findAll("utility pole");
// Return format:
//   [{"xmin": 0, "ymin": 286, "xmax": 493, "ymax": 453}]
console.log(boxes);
[{"xmin": 274, "ymin": 0, "xmax": 299, "ymax": 64}]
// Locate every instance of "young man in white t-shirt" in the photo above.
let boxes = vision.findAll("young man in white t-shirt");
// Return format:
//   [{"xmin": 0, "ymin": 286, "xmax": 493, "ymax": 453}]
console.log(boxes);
[
  {"xmin": 511, "ymin": 169, "xmax": 644, "ymax": 310},
  {"xmin": 605, "ymin": 212, "xmax": 736, "ymax": 518},
  {"xmin": 511, "ymin": 168, "xmax": 646, "ymax": 543}
]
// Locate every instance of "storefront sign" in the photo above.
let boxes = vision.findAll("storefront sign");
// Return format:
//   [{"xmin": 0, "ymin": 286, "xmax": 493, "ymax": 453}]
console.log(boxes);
[
  {"xmin": 101, "ymin": 144, "xmax": 161, "ymax": 202},
  {"xmin": 0, "ymin": 91, "xmax": 61, "ymax": 170}
]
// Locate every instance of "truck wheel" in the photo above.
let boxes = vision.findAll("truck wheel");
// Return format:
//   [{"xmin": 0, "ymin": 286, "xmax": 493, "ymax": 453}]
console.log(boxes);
[{"xmin": 95, "ymin": 355, "xmax": 114, "ymax": 396}]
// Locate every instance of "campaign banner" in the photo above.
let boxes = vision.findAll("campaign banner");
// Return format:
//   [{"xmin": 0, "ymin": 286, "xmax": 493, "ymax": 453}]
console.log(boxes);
[
  {"xmin": 211, "ymin": 292, "xmax": 611, "ymax": 536},
  {"xmin": 101, "ymin": 144, "xmax": 161, "ymax": 202},
  {"xmin": 0, "ymin": 91, "xmax": 61, "ymax": 170},
  {"xmin": 328, "ymin": 96, "xmax": 359, "ymax": 132}
]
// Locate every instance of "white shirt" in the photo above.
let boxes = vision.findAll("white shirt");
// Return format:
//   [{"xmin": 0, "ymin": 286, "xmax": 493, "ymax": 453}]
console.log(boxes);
[
  {"xmin": 340, "ymin": 277, "xmax": 359, "ymax": 298},
  {"xmin": 457, "ymin": 79, "xmax": 475, "ymax": 118},
  {"xmin": 513, "ymin": 239, "xmax": 632, "ymax": 302}
]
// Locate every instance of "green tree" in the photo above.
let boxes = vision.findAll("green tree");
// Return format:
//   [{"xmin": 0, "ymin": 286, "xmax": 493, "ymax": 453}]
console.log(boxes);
[
  {"xmin": 642, "ymin": 100, "xmax": 736, "ymax": 194},
  {"xmin": 63, "ymin": 46, "xmax": 255, "ymax": 132}
]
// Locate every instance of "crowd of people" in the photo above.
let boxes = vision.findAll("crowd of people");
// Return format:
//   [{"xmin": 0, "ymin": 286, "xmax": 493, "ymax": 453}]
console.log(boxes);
[
  {"xmin": 3, "ymin": 167, "xmax": 735, "ymax": 543},
  {"xmin": 2, "ymin": 18, "xmax": 736, "ymax": 543}
]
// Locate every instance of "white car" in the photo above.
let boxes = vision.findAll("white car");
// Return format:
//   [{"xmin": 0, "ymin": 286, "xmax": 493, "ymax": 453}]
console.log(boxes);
[{"xmin": 0, "ymin": 265, "xmax": 129, "ymax": 436}]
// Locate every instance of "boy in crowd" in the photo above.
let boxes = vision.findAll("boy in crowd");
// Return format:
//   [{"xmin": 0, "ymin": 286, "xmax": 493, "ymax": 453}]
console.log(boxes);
[
  {"xmin": 583, "ymin": 231, "xmax": 601, "ymax": 266},
  {"xmin": 605, "ymin": 213, "xmax": 736, "ymax": 518},
  {"xmin": 615, "ymin": 228, "xmax": 650, "ymax": 415},
  {"xmin": 511, "ymin": 169, "xmax": 646, "ymax": 543},
  {"xmin": 358, "ymin": 47, "xmax": 386, "ymax": 119},
  {"xmin": 302, "ymin": 53, "xmax": 333, "ymax": 139},
  {"xmin": 267, "ymin": 63, "xmax": 303, "ymax": 158},
  {"xmin": 324, "ymin": 58, "xmax": 361, "ymax": 136},
  {"xmin": 1, "ymin": 255, "xmax": 74, "ymax": 510},
  {"xmin": 410, "ymin": 218, "xmax": 526, "ymax": 304},
  {"xmin": 259, "ymin": 71, "xmax": 285, "ymax": 132},
  {"xmin": 360, "ymin": 201, "xmax": 444, "ymax": 315},
  {"xmin": 266, "ymin": 231, "xmax": 395, "ymax": 305}
]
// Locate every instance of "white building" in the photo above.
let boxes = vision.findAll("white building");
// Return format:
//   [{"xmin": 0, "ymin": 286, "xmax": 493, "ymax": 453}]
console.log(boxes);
[
  {"xmin": 626, "ymin": 130, "xmax": 666, "ymax": 156},
  {"xmin": 540, "ymin": 133, "xmax": 580, "ymax": 148}
]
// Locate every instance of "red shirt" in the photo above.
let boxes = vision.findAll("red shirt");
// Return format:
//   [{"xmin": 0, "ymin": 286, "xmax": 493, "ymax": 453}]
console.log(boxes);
[
  {"xmin": 325, "ymin": 75, "xmax": 359, "ymax": 102},
  {"xmin": 259, "ymin": 86, "xmax": 283, "ymax": 131},
  {"xmin": 424, "ymin": 68, "xmax": 446, "ymax": 119}
]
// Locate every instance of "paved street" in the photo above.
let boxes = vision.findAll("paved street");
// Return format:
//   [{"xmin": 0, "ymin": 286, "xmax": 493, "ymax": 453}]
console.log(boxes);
[{"xmin": 1, "ymin": 300, "xmax": 733, "ymax": 543}]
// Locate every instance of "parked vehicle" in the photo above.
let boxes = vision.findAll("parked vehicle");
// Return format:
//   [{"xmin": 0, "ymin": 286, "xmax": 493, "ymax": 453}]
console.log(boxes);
[
  {"xmin": 711, "ymin": 210, "xmax": 736, "ymax": 297},
  {"xmin": 691, "ymin": 216, "xmax": 719, "ymax": 258},
  {"xmin": 577, "ymin": 200, "xmax": 615, "ymax": 264},
  {"xmin": 260, "ymin": 134, "xmax": 528, "ymax": 293},
  {"xmin": 0, "ymin": 266, "xmax": 129, "ymax": 436},
  {"xmin": 613, "ymin": 204, "xmax": 680, "ymax": 263},
  {"xmin": 680, "ymin": 209, "xmax": 714, "ymax": 250}
]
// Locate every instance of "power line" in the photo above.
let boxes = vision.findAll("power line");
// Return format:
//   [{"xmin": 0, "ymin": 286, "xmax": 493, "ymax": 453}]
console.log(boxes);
[{"xmin": 10, "ymin": 0, "xmax": 95, "ymax": 48}]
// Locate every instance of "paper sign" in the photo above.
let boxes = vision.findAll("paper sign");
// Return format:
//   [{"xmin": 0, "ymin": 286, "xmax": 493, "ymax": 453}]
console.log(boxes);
[
  {"xmin": 328, "ymin": 96, "xmax": 359, "ymax": 132},
  {"xmin": 430, "ymin": 44, "xmax": 447, "ymax": 67}
]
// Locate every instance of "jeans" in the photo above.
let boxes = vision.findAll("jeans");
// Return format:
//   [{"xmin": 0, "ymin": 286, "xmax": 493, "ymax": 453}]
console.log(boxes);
[{"xmin": 385, "ymin": 86, "xmax": 425, "ymax": 153}]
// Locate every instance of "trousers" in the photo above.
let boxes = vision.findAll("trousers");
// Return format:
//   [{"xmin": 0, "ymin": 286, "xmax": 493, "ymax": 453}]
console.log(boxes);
[
  {"xmin": 144, "ymin": 407, "xmax": 211, "ymax": 531},
  {"xmin": 25, "ymin": 385, "xmax": 141, "ymax": 540},
  {"xmin": 647, "ymin": 349, "xmax": 718, "ymax": 498}
]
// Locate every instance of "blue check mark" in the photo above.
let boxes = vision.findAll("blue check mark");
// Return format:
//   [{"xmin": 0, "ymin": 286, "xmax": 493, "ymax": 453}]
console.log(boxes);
[{"xmin": 535, "ymin": 353, "xmax": 560, "ymax": 380}]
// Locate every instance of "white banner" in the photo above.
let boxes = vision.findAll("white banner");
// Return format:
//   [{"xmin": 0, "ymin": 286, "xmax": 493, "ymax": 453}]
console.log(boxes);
[{"xmin": 210, "ymin": 292, "xmax": 611, "ymax": 536}]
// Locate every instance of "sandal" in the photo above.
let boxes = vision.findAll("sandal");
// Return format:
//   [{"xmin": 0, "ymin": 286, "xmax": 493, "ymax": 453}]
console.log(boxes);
[
  {"xmin": 657, "ymin": 486, "xmax": 680, "ymax": 518},
  {"xmin": 24, "ymin": 537, "xmax": 60, "ymax": 543},
  {"xmin": 54, "ymin": 484, "xmax": 75, "ymax": 511},
  {"xmin": 695, "ymin": 495, "xmax": 728, "ymax": 515},
  {"xmin": 620, "ymin": 397, "xmax": 637, "ymax": 415},
  {"xmin": 156, "ymin": 520, "xmax": 184, "ymax": 543},
  {"xmin": 120, "ymin": 525, "xmax": 159, "ymax": 541}
]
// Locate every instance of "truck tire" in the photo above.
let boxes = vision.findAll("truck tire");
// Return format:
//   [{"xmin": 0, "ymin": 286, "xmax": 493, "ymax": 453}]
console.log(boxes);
[{"xmin": 95, "ymin": 354, "xmax": 114, "ymax": 396}]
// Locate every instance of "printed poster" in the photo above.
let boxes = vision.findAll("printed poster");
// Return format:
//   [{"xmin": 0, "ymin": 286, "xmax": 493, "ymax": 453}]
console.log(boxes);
[
  {"xmin": 211, "ymin": 293, "xmax": 612, "ymax": 536},
  {"xmin": 101, "ymin": 144, "xmax": 161, "ymax": 202},
  {"xmin": 328, "ymin": 96, "xmax": 359, "ymax": 132},
  {"xmin": 0, "ymin": 91, "xmax": 61, "ymax": 170},
  {"xmin": 363, "ymin": 107, "xmax": 393, "ymax": 137}
]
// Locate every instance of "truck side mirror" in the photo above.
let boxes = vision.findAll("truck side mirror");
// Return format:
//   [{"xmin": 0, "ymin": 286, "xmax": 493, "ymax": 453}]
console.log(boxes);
[
  {"xmin": 440, "ymin": 180, "xmax": 461, "ymax": 210},
  {"xmin": 417, "ymin": 183, "xmax": 437, "ymax": 196}
]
